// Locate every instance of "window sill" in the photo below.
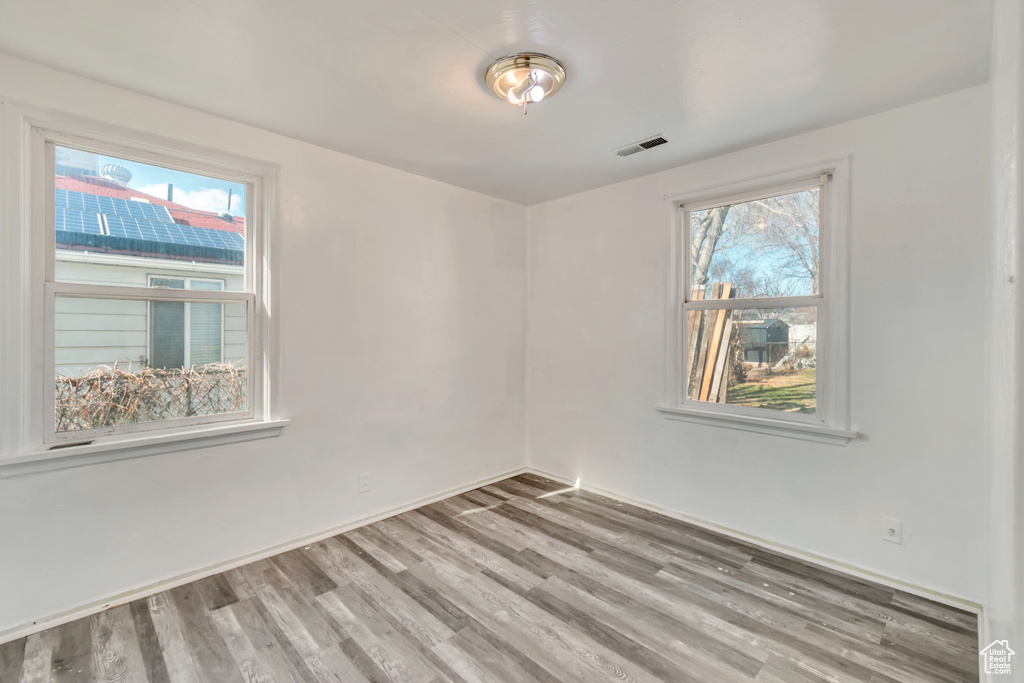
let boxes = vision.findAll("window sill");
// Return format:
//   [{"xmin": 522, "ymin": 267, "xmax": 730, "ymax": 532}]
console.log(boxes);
[
  {"xmin": 0, "ymin": 419, "xmax": 290, "ymax": 478},
  {"xmin": 655, "ymin": 405, "xmax": 857, "ymax": 445}
]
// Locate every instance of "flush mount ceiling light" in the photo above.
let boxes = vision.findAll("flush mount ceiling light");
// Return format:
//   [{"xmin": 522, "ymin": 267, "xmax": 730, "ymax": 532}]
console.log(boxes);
[{"xmin": 485, "ymin": 53, "xmax": 566, "ymax": 115}]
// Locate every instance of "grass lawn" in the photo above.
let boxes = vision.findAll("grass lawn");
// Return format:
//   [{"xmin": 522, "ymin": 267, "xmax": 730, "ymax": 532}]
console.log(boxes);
[{"xmin": 728, "ymin": 368, "xmax": 816, "ymax": 413}]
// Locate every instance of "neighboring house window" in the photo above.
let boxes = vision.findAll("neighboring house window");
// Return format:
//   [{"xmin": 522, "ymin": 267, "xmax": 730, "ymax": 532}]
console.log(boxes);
[
  {"xmin": 660, "ymin": 162, "xmax": 853, "ymax": 444},
  {"xmin": 25, "ymin": 125, "xmax": 270, "ymax": 447},
  {"xmin": 148, "ymin": 277, "xmax": 225, "ymax": 369}
]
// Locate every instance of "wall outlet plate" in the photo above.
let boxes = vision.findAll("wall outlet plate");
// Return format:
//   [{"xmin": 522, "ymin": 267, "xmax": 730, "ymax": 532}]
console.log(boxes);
[
  {"xmin": 882, "ymin": 517, "xmax": 903, "ymax": 544},
  {"xmin": 359, "ymin": 472, "xmax": 370, "ymax": 494}
]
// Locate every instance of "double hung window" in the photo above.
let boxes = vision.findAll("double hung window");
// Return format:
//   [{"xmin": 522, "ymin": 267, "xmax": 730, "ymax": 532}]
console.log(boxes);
[
  {"xmin": 148, "ymin": 277, "xmax": 226, "ymax": 370},
  {"xmin": 662, "ymin": 163, "xmax": 853, "ymax": 443},
  {"xmin": 33, "ymin": 128, "xmax": 266, "ymax": 445}
]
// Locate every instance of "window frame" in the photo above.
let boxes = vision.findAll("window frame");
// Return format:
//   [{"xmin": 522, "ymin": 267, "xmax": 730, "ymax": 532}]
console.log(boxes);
[
  {"xmin": 658, "ymin": 159, "xmax": 855, "ymax": 445},
  {"xmin": 0, "ymin": 106, "xmax": 284, "ymax": 466},
  {"xmin": 42, "ymin": 131, "xmax": 260, "ymax": 444},
  {"xmin": 146, "ymin": 275, "xmax": 227, "ymax": 369}
]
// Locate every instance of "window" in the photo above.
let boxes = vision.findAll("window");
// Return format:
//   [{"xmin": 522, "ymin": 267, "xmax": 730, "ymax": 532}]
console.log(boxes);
[
  {"xmin": 147, "ymin": 277, "xmax": 226, "ymax": 369},
  {"xmin": 0, "ymin": 117, "xmax": 282, "ymax": 460},
  {"xmin": 660, "ymin": 162, "xmax": 853, "ymax": 444}
]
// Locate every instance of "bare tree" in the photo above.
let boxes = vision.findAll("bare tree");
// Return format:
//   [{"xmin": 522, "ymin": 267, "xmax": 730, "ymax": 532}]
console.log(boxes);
[
  {"xmin": 745, "ymin": 191, "xmax": 819, "ymax": 294},
  {"xmin": 691, "ymin": 189, "xmax": 819, "ymax": 298},
  {"xmin": 690, "ymin": 206, "xmax": 731, "ymax": 288}
]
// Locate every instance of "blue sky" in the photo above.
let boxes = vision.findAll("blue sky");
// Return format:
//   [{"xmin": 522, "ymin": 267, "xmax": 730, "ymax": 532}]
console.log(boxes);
[
  {"xmin": 92, "ymin": 150, "xmax": 246, "ymax": 217},
  {"xmin": 691, "ymin": 189, "xmax": 818, "ymax": 298}
]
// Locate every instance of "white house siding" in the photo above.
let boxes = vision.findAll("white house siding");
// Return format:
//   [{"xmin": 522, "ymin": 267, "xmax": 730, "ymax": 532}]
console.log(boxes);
[
  {"xmin": 788, "ymin": 323, "xmax": 817, "ymax": 346},
  {"xmin": 54, "ymin": 296, "xmax": 147, "ymax": 376},
  {"xmin": 54, "ymin": 252, "xmax": 245, "ymax": 376},
  {"xmin": 223, "ymin": 305, "xmax": 247, "ymax": 365}
]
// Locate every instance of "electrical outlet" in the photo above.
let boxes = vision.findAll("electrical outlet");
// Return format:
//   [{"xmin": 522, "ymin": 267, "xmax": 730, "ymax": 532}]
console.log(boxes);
[
  {"xmin": 882, "ymin": 517, "xmax": 902, "ymax": 544},
  {"xmin": 359, "ymin": 472, "xmax": 370, "ymax": 494}
]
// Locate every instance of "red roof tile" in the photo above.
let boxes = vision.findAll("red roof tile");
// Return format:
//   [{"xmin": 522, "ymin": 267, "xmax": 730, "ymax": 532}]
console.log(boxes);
[{"xmin": 56, "ymin": 175, "xmax": 245, "ymax": 235}]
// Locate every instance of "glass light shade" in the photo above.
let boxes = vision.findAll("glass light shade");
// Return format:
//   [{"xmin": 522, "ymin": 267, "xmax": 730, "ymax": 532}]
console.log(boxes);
[{"xmin": 485, "ymin": 53, "xmax": 566, "ymax": 107}]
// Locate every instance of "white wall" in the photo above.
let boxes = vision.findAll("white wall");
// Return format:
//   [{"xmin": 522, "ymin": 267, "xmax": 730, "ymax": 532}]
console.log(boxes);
[
  {"xmin": 987, "ymin": 0, "xmax": 1024, "ymax": 666},
  {"xmin": 0, "ymin": 54, "xmax": 527, "ymax": 635},
  {"xmin": 527, "ymin": 85, "xmax": 990, "ymax": 602}
]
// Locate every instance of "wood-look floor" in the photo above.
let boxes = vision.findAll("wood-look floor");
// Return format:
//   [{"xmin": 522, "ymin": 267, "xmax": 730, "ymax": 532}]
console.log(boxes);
[{"xmin": 0, "ymin": 474, "xmax": 979, "ymax": 682}]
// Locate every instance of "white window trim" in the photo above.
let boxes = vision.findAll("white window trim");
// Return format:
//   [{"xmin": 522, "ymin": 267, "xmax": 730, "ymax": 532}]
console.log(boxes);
[
  {"xmin": 145, "ymin": 275, "xmax": 227, "ymax": 369},
  {"xmin": 656, "ymin": 157, "xmax": 856, "ymax": 445},
  {"xmin": 0, "ymin": 104, "xmax": 286, "ymax": 470},
  {"xmin": 0, "ymin": 419, "xmax": 291, "ymax": 479}
]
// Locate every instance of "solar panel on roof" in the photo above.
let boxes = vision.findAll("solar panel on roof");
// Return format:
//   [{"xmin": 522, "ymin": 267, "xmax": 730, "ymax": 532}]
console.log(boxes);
[
  {"xmin": 125, "ymin": 202, "xmax": 146, "ymax": 220},
  {"xmin": 59, "ymin": 189, "xmax": 176, "ymax": 222},
  {"xmin": 138, "ymin": 223, "xmax": 156, "ymax": 238},
  {"xmin": 98, "ymin": 196, "xmax": 117, "ymax": 214},
  {"xmin": 55, "ymin": 208, "xmax": 104, "ymax": 235},
  {"xmin": 135, "ymin": 201, "xmax": 172, "ymax": 222},
  {"xmin": 102, "ymin": 214, "xmax": 244, "ymax": 252},
  {"xmin": 108, "ymin": 216, "xmax": 145, "ymax": 240},
  {"xmin": 55, "ymin": 189, "xmax": 244, "ymax": 255},
  {"xmin": 103, "ymin": 215, "xmax": 124, "ymax": 236}
]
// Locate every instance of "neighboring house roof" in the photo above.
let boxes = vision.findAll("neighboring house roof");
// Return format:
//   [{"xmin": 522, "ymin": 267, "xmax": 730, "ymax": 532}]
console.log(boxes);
[
  {"xmin": 55, "ymin": 176, "xmax": 244, "ymax": 264},
  {"xmin": 56, "ymin": 176, "xmax": 245, "ymax": 233}
]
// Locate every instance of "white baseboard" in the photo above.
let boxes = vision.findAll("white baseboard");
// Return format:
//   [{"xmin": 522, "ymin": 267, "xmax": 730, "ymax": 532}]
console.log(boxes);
[
  {"xmin": 0, "ymin": 466, "xmax": 527, "ymax": 645},
  {"xmin": 979, "ymin": 612, "xmax": 992, "ymax": 682},
  {"xmin": 525, "ymin": 467, "xmax": 985, "ymax": 617}
]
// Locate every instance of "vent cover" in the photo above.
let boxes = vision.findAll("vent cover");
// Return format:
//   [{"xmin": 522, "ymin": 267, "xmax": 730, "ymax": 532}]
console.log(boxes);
[{"xmin": 616, "ymin": 135, "xmax": 668, "ymax": 157}]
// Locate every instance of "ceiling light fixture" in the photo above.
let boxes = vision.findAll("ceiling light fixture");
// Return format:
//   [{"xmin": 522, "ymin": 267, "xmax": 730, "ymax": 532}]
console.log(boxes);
[{"xmin": 485, "ymin": 53, "xmax": 565, "ymax": 115}]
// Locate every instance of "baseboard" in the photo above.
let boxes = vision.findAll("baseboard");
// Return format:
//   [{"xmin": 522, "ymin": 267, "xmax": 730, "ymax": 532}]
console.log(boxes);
[
  {"xmin": 0, "ymin": 465, "xmax": 528, "ymax": 645},
  {"xmin": 979, "ymin": 611, "xmax": 992, "ymax": 682},
  {"xmin": 526, "ymin": 467, "xmax": 985, "ymax": 617}
]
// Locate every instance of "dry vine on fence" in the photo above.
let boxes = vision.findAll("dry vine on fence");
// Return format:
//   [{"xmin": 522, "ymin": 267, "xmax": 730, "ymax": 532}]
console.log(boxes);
[{"xmin": 55, "ymin": 362, "xmax": 247, "ymax": 432}]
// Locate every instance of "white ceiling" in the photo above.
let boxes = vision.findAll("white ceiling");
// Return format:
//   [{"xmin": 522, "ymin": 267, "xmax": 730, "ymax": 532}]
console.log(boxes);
[{"xmin": 0, "ymin": 1, "xmax": 992, "ymax": 204}]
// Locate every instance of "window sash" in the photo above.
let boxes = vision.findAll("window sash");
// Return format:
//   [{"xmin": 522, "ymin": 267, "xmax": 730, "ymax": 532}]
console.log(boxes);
[
  {"xmin": 150, "ymin": 299, "xmax": 186, "ymax": 369},
  {"xmin": 35, "ymin": 126, "xmax": 265, "ymax": 446},
  {"xmin": 146, "ymin": 277, "xmax": 226, "ymax": 369},
  {"xmin": 681, "ymin": 175, "xmax": 829, "ymax": 305},
  {"xmin": 680, "ymin": 304, "xmax": 823, "ymax": 424},
  {"xmin": 680, "ymin": 175, "xmax": 825, "ymax": 213},
  {"xmin": 49, "ymin": 281, "xmax": 251, "ymax": 303},
  {"xmin": 39, "ymin": 132, "xmax": 260, "ymax": 292},
  {"xmin": 683, "ymin": 294, "xmax": 821, "ymax": 310},
  {"xmin": 677, "ymin": 175, "xmax": 832, "ymax": 422},
  {"xmin": 44, "ymin": 285, "xmax": 255, "ymax": 442},
  {"xmin": 186, "ymin": 280, "xmax": 224, "ymax": 367}
]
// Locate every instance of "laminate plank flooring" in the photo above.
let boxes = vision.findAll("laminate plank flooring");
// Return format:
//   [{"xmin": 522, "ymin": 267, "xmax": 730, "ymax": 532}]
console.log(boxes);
[{"xmin": 1, "ymin": 474, "xmax": 979, "ymax": 682}]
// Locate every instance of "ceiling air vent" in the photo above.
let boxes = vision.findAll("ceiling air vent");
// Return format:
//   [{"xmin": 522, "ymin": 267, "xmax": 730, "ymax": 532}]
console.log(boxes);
[{"xmin": 616, "ymin": 135, "xmax": 668, "ymax": 157}]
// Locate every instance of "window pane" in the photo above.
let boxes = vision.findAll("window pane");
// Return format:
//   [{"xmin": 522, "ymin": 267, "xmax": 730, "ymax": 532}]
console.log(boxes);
[
  {"xmin": 54, "ymin": 145, "xmax": 246, "ymax": 291},
  {"xmin": 150, "ymin": 301, "xmax": 185, "ymax": 369},
  {"xmin": 55, "ymin": 297, "xmax": 247, "ymax": 432},
  {"xmin": 188, "ymin": 280, "xmax": 224, "ymax": 366},
  {"xmin": 151, "ymin": 277, "xmax": 185, "ymax": 289},
  {"xmin": 189, "ymin": 303, "xmax": 222, "ymax": 365},
  {"xmin": 686, "ymin": 306, "xmax": 816, "ymax": 414},
  {"xmin": 689, "ymin": 188, "xmax": 819, "ymax": 298}
]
